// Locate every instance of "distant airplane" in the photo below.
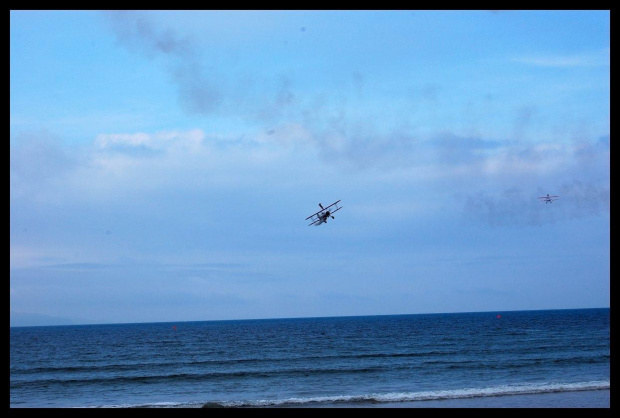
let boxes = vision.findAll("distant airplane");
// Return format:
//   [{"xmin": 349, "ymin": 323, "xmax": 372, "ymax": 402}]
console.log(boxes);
[
  {"xmin": 538, "ymin": 194, "xmax": 559, "ymax": 204},
  {"xmin": 305, "ymin": 200, "xmax": 342, "ymax": 226}
]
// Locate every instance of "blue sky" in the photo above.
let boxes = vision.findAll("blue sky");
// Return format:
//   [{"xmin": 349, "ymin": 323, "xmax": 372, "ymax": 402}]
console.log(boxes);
[{"xmin": 10, "ymin": 10, "xmax": 609, "ymax": 326}]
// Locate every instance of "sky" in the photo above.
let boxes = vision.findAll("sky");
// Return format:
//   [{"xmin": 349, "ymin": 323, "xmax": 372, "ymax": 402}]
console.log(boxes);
[{"xmin": 10, "ymin": 10, "xmax": 610, "ymax": 327}]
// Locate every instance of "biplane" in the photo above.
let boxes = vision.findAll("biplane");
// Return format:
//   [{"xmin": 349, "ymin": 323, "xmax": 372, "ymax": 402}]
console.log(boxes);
[
  {"xmin": 306, "ymin": 200, "xmax": 342, "ymax": 226},
  {"xmin": 538, "ymin": 194, "xmax": 559, "ymax": 204}
]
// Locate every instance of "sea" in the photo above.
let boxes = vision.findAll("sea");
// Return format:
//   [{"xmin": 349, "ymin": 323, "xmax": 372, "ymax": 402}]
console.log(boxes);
[{"xmin": 10, "ymin": 308, "xmax": 610, "ymax": 408}]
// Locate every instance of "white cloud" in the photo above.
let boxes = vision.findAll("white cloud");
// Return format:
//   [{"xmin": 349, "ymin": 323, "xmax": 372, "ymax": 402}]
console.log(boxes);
[
  {"xmin": 95, "ymin": 129, "xmax": 205, "ymax": 150},
  {"xmin": 96, "ymin": 132, "xmax": 151, "ymax": 148},
  {"xmin": 511, "ymin": 47, "xmax": 610, "ymax": 68}
]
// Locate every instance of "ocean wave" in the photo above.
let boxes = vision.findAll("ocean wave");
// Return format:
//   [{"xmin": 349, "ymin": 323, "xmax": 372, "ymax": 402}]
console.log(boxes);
[{"xmin": 93, "ymin": 380, "xmax": 610, "ymax": 408}]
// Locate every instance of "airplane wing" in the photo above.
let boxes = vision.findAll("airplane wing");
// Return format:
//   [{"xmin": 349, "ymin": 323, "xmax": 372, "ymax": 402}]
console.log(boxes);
[
  {"xmin": 308, "ymin": 217, "xmax": 322, "ymax": 226},
  {"xmin": 305, "ymin": 211, "xmax": 323, "ymax": 221},
  {"xmin": 329, "ymin": 206, "xmax": 342, "ymax": 216},
  {"xmin": 322, "ymin": 200, "xmax": 341, "ymax": 210}
]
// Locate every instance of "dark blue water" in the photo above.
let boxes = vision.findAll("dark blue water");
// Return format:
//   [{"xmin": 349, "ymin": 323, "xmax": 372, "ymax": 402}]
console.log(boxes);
[{"xmin": 10, "ymin": 308, "xmax": 609, "ymax": 408}]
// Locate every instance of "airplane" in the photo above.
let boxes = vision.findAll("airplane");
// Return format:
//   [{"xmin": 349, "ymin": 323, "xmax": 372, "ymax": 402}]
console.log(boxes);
[
  {"xmin": 538, "ymin": 194, "xmax": 559, "ymax": 204},
  {"xmin": 306, "ymin": 200, "xmax": 342, "ymax": 226}
]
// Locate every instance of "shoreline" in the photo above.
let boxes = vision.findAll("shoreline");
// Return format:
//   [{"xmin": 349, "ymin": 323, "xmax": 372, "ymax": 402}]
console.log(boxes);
[{"xmin": 299, "ymin": 389, "xmax": 610, "ymax": 408}]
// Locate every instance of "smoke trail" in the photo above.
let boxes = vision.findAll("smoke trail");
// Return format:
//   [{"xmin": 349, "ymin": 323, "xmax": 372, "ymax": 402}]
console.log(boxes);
[{"xmin": 104, "ymin": 11, "xmax": 222, "ymax": 116}]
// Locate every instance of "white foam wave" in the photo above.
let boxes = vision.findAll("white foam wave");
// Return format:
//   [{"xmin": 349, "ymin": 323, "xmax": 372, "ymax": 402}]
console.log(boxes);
[
  {"xmin": 216, "ymin": 380, "xmax": 610, "ymax": 407},
  {"xmin": 91, "ymin": 380, "xmax": 610, "ymax": 408}
]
